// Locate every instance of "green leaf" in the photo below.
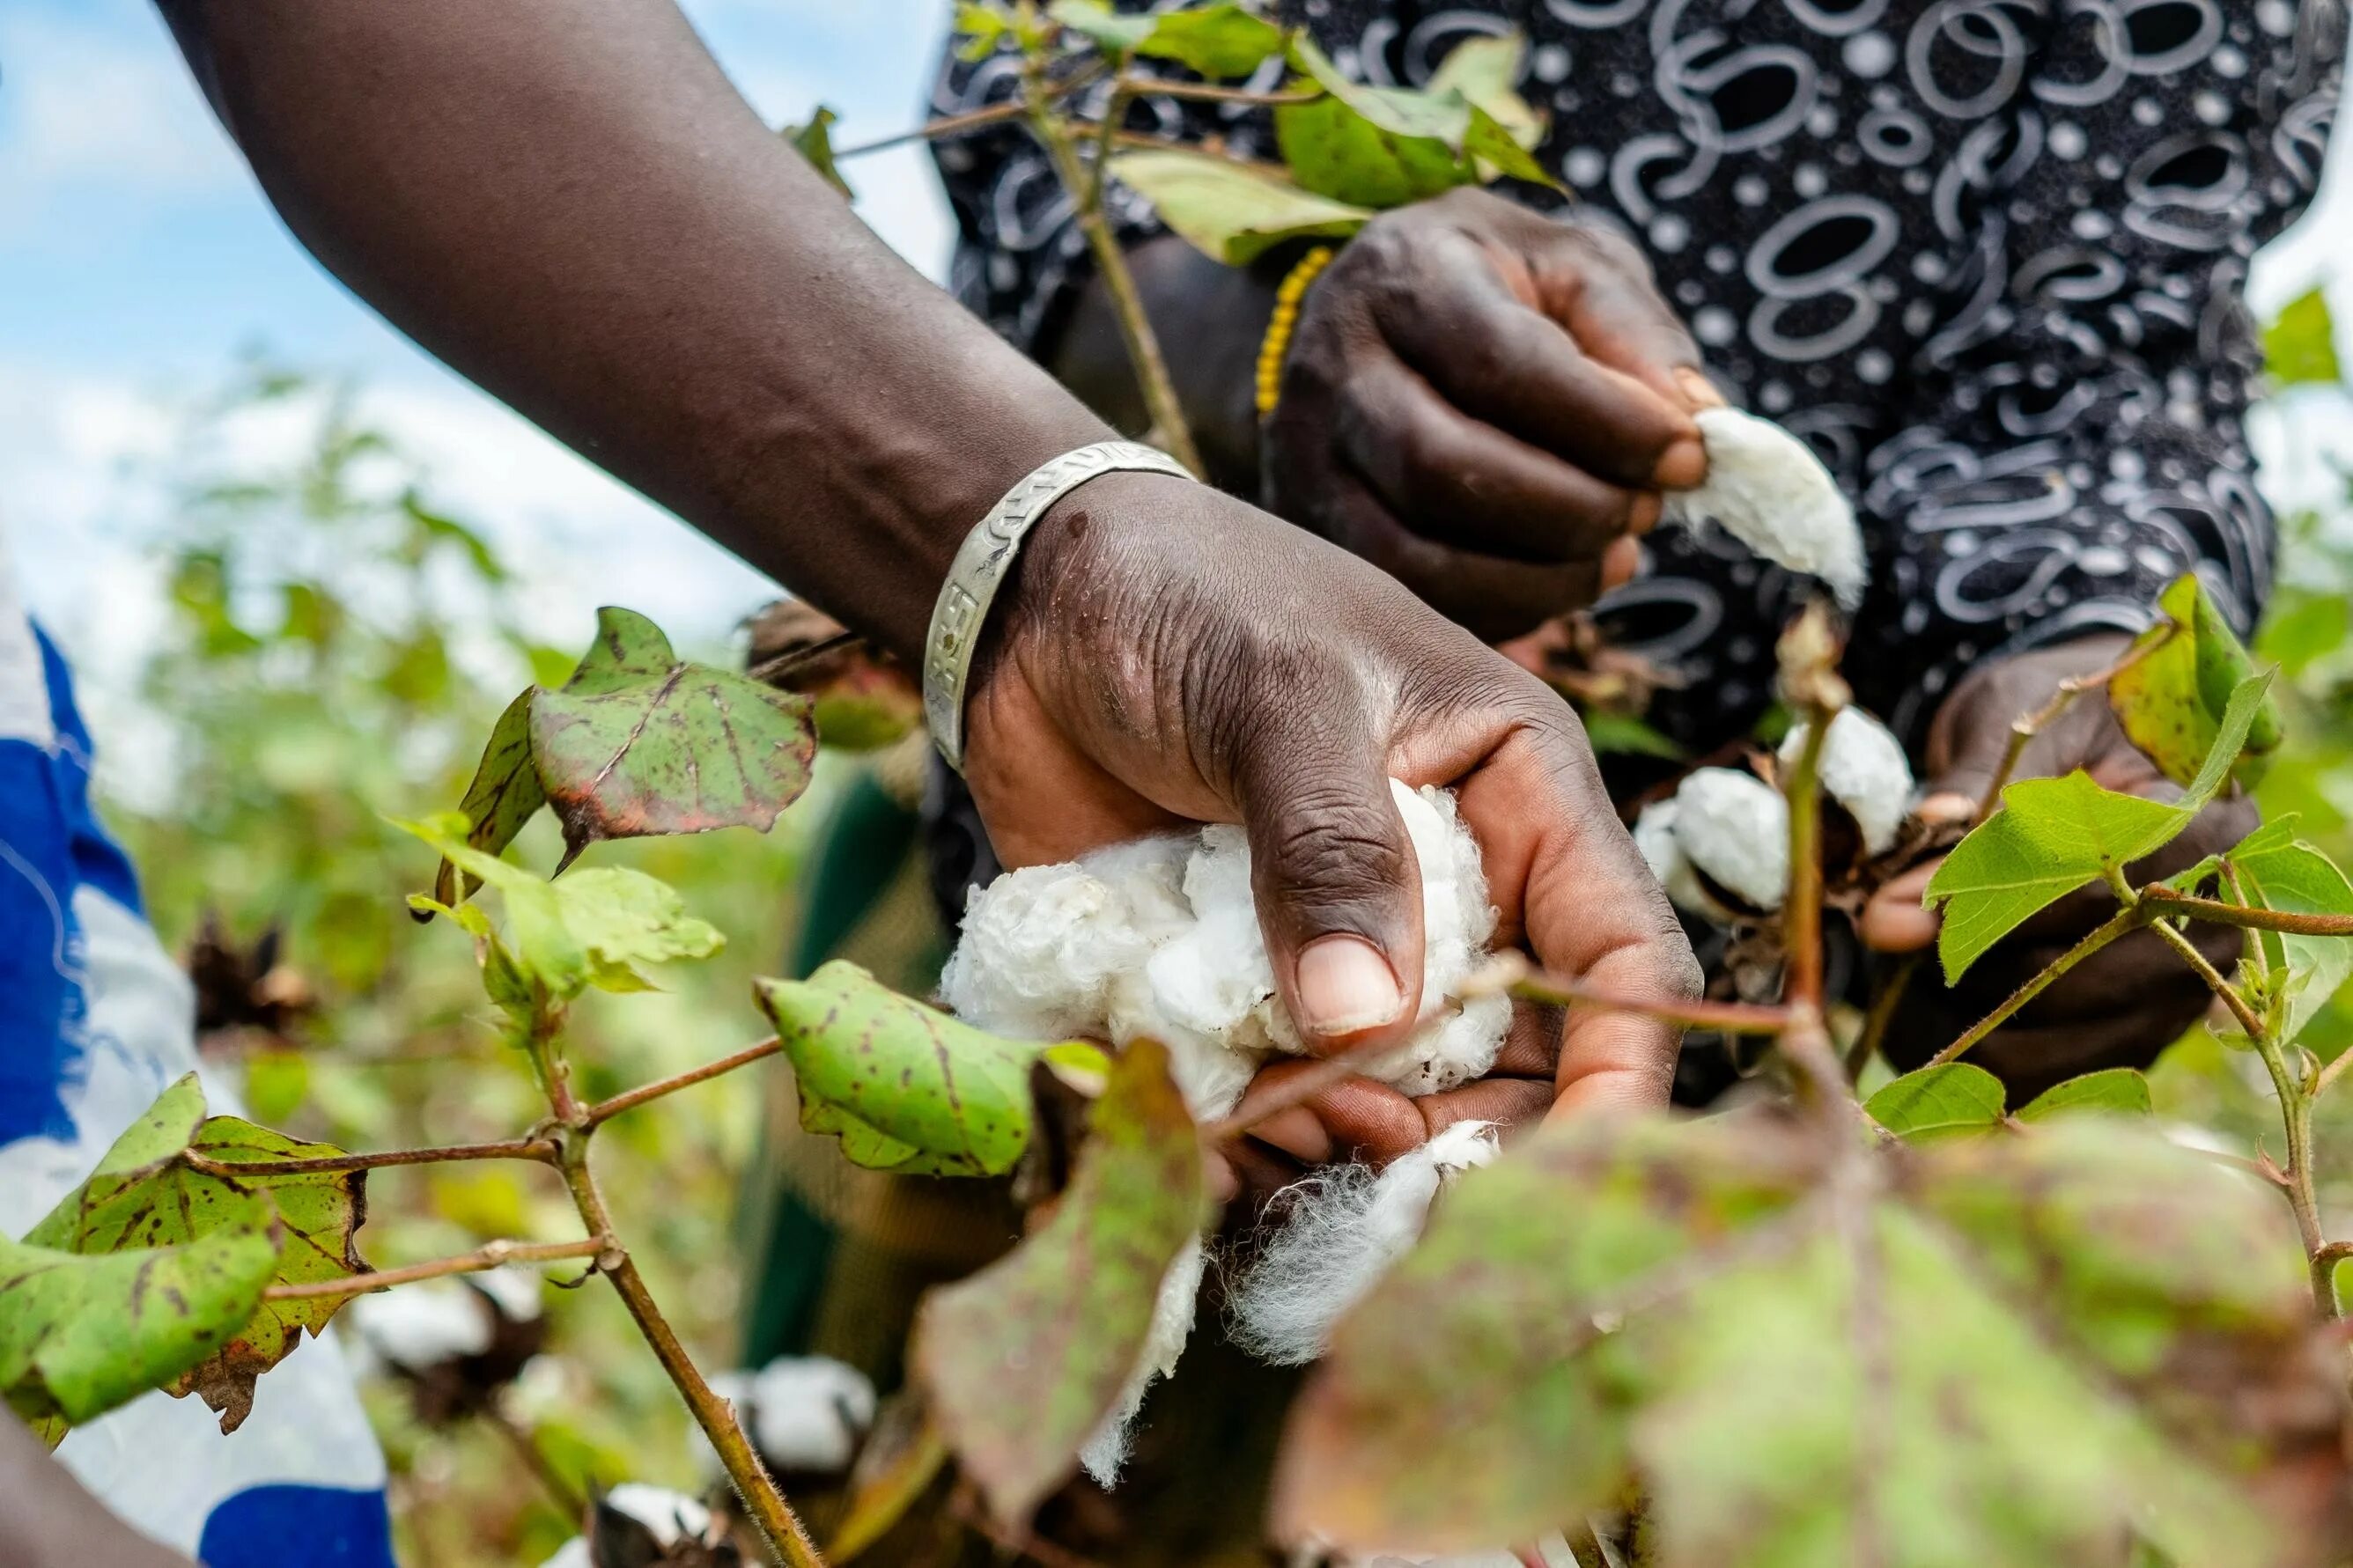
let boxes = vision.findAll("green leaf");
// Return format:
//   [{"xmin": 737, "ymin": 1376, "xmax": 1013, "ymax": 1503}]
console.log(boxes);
[
  {"xmin": 1047, "ymin": 0, "xmax": 1153, "ymax": 53},
  {"xmin": 915, "ymin": 1038, "xmax": 1204, "ymax": 1526},
  {"xmin": 435, "ymin": 690, "xmax": 544, "ymax": 905},
  {"xmin": 1426, "ymin": 32, "xmax": 1541, "ymax": 145},
  {"xmin": 1926, "ymin": 673, "xmax": 2273, "ymax": 979},
  {"xmin": 1275, "ymin": 35, "xmax": 1476, "ymax": 207},
  {"xmin": 401, "ymin": 817, "xmax": 720, "ymax": 1001},
  {"xmin": 2109, "ymin": 575, "xmax": 2283, "ymax": 789},
  {"xmin": 1463, "ymin": 105, "xmax": 1561, "ymax": 190},
  {"xmin": 1276, "ymin": 1115, "xmax": 2335, "ymax": 1565},
  {"xmin": 2017, "ymin": 1068, "xmax": 2154, "ymax": 1123},
  {"xmin": 954, "ymin": 1, "xmax": 1015, "ymax": 60},
  {"xmin": 0, "ymin": 1225, "xmax": 278, "ymax": 1439},
  {"xmin": 786, "ymin": 106, "xmax": 853, "ymax": 200},
  {"xmin": 1109, "ymin": 150, "xmax": 1371, "ymax": 264},
  {"xmin": 23, "ymin": 1076, "xmax": 369, "ymax": 1434},
  {"xmin": 1863, "ymin": 1063, "xmax": 2007, "ymax": 1140},
  {"xmin": 528, "ymin": 608, "xmax": 816, "ymax": 870},
  {"xmin": 2263, "ymin": 285, "xmax": 2340, "ymax": 387},
  {"xmin": 756, "ymin": 960, "xmax": 1045, "ymax": 1177},
  {"xmin": 1134, "ymin": 4, "xmax": 1286, "ymax": 77},
  {"xmin": 2224, "ymin": 818, "xmax": 2353, "ymax": 1045}
]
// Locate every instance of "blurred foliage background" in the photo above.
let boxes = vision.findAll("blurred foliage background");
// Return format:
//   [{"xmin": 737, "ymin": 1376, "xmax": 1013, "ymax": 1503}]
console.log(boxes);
[
  {"xmin": 85, "ymin": 291, "xmax": 2353, "ymax": 1564},
  {"xmin": 102, "ymin": 358, "xmax": 830, "ymax": 1566}
]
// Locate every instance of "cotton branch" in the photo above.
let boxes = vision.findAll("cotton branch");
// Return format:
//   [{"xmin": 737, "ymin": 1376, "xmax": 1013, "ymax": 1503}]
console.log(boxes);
[
  {"xmin": 1974, "ymin": 628, "xmax": 2174, "ymax": 820},
  {"xmin": 1928, "ymin": 904, "xmax": 2145, "ymax": 1068},
  {"xmin": 265, "ymin": 1237, "xmax": 609, "ymax": 1301},
  {"xmin": 2138, "ymin": 886, "xmax": 2353, "ymax": 936},
  {"xmin": 585, "ymin": 1035, "xmax": 781, "ymax": 1127}
]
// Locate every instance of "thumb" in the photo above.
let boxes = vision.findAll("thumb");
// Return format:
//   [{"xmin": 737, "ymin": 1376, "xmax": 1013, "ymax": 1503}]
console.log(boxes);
[{"xmin": 1233, "ymin": 739, "xmax": 1427, "ymax": 1053}]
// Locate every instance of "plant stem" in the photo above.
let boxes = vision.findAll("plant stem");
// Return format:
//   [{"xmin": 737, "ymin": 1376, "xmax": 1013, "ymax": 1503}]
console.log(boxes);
[
  {"xmin": 187, "ymin": 1137, "xmax": 557, "ymax": 1178},
  {"xmin": 1975, "ymin": 628, "xmax": 2174, "ymax": 821},
  {"xmin": 1021, "ymin": 60, "xmax": 1205, "ymax": 477},
  {"xmin": 1848, "ymin": 955, "xmax": 1919, "ymax": 1083},
  {"xmin": 1781, "ymin": 701, "xmax": 1835, "ymax": 1013},
  {"xmin": 1112, "ymin": 75, "xmax": 1320, "ymax": 109},
  {"xmin": 1927, "ymin": 904, "xmax": 2146, "ymax": 1067},
  {"xmin": 1502, "ymin": 963, "xmax": 1793, "ymax": 1034},
  {"xmin": 264, "ymin": 1237, "xmax": 607, "ymax": 1300},
  {"xmin": 830, "ymin": 64, "xmax": 1106, "ymax": 160},
  {"xmin": 1198, "ymin": 1027, "xmax": 1437, "ymax": 1145},
  {"xmin": 2248, "ymin": 1028, "xmax": 2338, "ymax": 1317},
  {"xmin": 2137, "ymin": 886, "xmax": 2353, "ymax": 936},
  {"xmin": 556, "ymin": 1134, "xmax": 825, "ymax": 1566},
  {"xmin": 2312, "ymin": 1047, "xmax": 2353, "ymax": 1101},
  {"xmin": 585, "ymin": 1037, "xmax": 782, "ymax": 1127},
  {"xmin": 483, "ymin": 1402, "xmax": 588, "ymax": 1522},
  {"xmin": 2147, "ymin": 918, "xmax": 2264, "ymax": 1037}
]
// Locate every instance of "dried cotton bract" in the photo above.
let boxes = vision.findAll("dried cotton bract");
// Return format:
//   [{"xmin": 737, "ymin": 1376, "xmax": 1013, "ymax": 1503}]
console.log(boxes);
[{"xmin": 1663, "ymin": 407, "xmax": 1865, "ymax": 610}]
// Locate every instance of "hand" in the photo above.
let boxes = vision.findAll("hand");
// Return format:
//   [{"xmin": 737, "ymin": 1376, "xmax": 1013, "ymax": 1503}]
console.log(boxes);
[
  {"xmin": 1859, "ymin": 636, "xmax": 2256, "ymax": 1100},
  {"xmin": 1262, "ymin": 188, "xmax": 1714, "ymax": 642},
  {"xmin": 963, "ymin": 471, "xmax": 1701, "ymax": 1140}
]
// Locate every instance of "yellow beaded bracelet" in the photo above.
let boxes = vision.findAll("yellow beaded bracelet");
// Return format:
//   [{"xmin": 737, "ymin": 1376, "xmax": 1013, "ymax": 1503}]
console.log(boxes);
[{"xmin": 1253, "ymin": 245, "xmax": 1337, "ymax": 419}]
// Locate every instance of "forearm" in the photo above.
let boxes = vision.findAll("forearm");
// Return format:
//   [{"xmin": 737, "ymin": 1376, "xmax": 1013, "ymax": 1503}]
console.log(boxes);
[
  {"xmin": 0, "ymin": 1417, "xmax": 191, "ymax": 1568},
  {"xmin": 1044, "ymin": 234, "xmax": 1277, "ymax": 496},
  {"xmin": 158, "ymin": 0, "xmax": 1108, "ymax": 662}
]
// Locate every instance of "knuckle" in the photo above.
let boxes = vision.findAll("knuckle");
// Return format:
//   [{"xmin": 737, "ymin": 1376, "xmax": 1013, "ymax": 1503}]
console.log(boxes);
[{"xmin": 1264, "ymin": 796, "xmax": 1413, "ymax": 899}]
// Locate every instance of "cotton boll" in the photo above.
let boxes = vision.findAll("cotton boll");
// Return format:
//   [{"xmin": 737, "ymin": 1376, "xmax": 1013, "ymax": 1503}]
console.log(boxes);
[
  {"xmin": 543, "ymin": 1484, "xmax": 730, "ymax": 1566},
  {"xmin": 1080, "ymin": 1235, "xmax": 1208, "ymax": 1485},
  {"xmin": 1227, "ymin": 1122, "xmax": 1500, "ymax": 1366},
  {"xmin": 343, "ymin": 1277, "xmax": 497, "ymax": 1375},
  {"xmin": 1664, "ymin": 407, "xmax": 1864, "ymax": 610},
  {"xmin": 1634, "ymin": 799, "xmax": 1731, "ymax": 923},
  {"xmin": 1776, "ymin": 708, "xmax": 1914, "ymax": 856},
  {"xmin": 706, "ymin": 1356, "xmax": 877, "ymax": 1476},
  {"xmin": 940, "ymin": 862, "xmax": 1144, "ymax": 1041},
  {"xmin": 1671, "ymin": 768, "xmax": 1790, "ymax": 912}
]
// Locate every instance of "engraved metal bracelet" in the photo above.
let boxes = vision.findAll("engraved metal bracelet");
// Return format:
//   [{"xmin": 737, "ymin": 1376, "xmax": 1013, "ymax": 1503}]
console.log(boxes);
[{"xmin": 923, "ymin": 440, "xmax": 1193, "ymax": 774}]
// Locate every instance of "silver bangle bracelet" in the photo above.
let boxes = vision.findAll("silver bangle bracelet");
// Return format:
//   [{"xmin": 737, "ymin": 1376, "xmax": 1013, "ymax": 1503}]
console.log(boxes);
[{"xmin": 922, "ymin": 439, "xmax": 1193, "ymax": 774}]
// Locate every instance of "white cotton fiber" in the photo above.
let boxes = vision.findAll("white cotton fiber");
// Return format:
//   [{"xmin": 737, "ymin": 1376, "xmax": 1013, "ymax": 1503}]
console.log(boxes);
[
  {"xmin": 944, "ymin": 779, "xmax": 1510, "ymax": 1114},
  {"xmin": 1633, "ymin": 799, "xmax": 1730, "ymax": 923},
  {"xmin": 1776, "ymin": 707, "xmax": 1914, "ymax": 856},
  {"xmin": 343, "ymin": 1277, "xmax": 496, "ymax": 1375},
  {"xmin": 1228, "ymin": 1121, "xmax": 1500, "ymax": 1366},
  {"xmin": 1079, "ymin": 1235, "xmax": 1207, "ymax": 1486},
  {"xmin": 1664, "ymin": 407, "xmax": 1865, "ymax": 610},
  {"xmin": 1671, "ymin": 768, "xmax": 1791, "ymax": 912},
  {"xmin": 707, "ymin": 1355, "xmax": 877, "ymax": 1475}
]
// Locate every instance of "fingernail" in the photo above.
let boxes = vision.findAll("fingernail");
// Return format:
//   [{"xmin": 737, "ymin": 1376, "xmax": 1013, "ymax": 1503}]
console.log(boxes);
[
  {"xmin": 1602, "ymin": 535, "xmax": 1642, "ymax": 591},
  {"xmin": 1675, "ymin": 367, "xmax": 1727, "ymax": 409},
  {"xmin": 1914, "ymin": 791, "xmax": 1979, "ymax": 826},
  {"xmin": 1654, "ymin": 435, "xmax": 1707, "ymax": 491},
  {"xmin": 1295, "ymin": 935, "xmax": 1403, "ymax": 1039},
  {"xmin": 1250, "ymin": 1106, "xmax": 1334, "ymax": 1163}
]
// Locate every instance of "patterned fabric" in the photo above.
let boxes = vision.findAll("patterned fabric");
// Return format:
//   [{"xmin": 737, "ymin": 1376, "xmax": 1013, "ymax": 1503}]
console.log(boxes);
[
  {"xmin": 931, "ymin": 0, "xmax": 2345, "ymax": 750},
  {"xmin": 0, "ymin": 551, "xmax": 393, "ymax": 1566}
]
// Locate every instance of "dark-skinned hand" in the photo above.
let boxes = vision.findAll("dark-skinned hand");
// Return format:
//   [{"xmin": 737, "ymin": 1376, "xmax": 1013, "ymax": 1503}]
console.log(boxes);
[
  {"xmin": 962, "ymin": 471, "xmax": 1701, "ymax": 1196},
  {"xmin": 1860, "ymin": 635, "xmax": 2255, "ymax": 1102},
  {"xmin": 1262, "ymin": 188, "xmax": 1716, "ymax": 642}
]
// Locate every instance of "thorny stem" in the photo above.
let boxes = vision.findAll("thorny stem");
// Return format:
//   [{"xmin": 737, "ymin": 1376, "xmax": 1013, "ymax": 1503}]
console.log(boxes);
[
  {"xmin": 1974, "ymin": 627, "xmax": 2175, "ymax": 821},
  {"xmin": 585, "ymin": 1036, "xmax": 782, "ymax": 1127},
  {"xmin": 523, "ymin": 1008, "xmax": 826, "ymax": 1566},
  {"xmin": 263, "ymin": 1237, "xmax": 607, "ymax": 1300},
  {"xmin": 1021, "ymin": 58, "xmax": 1205, "ymax": 477},
  {"xmin": 1927, "ymin": 904, "xmax": 2147, "ymax": 1067},
  {"xmin": 2138, "ymin": 886, "xmax": 2353, "ymax": 936},
  {"xmin": 187, "ymin": 1137, "xmax": 557, "ymax": 1178}
]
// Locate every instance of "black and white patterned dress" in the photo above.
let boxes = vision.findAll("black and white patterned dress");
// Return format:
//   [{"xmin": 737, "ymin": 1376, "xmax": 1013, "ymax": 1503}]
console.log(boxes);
[{"xmin": 931, "ymin": 0, "xmax": 2344, "ymax": 753}]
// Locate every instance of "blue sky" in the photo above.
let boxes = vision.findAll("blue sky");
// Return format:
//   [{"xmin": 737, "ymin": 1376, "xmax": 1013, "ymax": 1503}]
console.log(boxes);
[
  {"xmin": 0, "ymin": 0, "xmax": 960, "ymax": 698},
  {"xmin": 4, "ymin": 0, "xmax": 2352, "ymax": 740}
]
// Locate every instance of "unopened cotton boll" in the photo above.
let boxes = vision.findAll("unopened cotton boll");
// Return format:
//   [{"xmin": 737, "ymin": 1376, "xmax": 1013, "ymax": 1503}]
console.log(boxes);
[
  {"xmin": 1664, "ymin": 407, "xmax": 1865, "ymax": 610},
  {"xmin": 1671, "ymin": 768, "xmax": 1791, "ymax": 912},
  {"xmin": 1776, "ymin": 708, "xmax": 1914, "ymax": 856},
  {"xmin": 1227, "ymin": 1121, "xmax": 1500, "ymax": 1366},
  {"xmin": 706, "ymin": 1356, "xmax": 877, "ymax": 1476}
]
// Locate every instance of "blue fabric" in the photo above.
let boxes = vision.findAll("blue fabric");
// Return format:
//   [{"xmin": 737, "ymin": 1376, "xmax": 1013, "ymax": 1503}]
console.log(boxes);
[
  {"xmin": 195, "ymin": 1484, "xmax": 398, "ymax": 1568},
  {"xmin": 0, "ymin": 626, "xmax": 142, "ymax": 1146}
]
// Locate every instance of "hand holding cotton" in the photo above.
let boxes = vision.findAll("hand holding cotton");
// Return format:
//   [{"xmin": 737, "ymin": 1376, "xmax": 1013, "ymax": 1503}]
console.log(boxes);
[{"xmin": 1663, "ymin": 407, "xmax": 1865, "ymax": 611}]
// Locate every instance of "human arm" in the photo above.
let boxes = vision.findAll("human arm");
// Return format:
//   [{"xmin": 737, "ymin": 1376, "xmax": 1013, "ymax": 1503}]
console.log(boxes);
[
  {"xmin": 0, "ymin": 1416, "xmax": 191, "ymax": 1568},
  {"xmin": 159, "ymin": 0, "xmax": 1700, "ymax": 1100}
]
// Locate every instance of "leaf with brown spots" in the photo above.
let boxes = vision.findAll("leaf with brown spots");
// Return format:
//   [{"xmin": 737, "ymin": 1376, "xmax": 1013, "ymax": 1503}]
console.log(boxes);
[
  {"xmin": 25, "ymin": 1074, "xmax": 370, "ymax": 1434},
  {"xmin": 434, "ymin": 689, "xmax": 543, "ymax": 904},
  {"xmin": 914, "ymin": 1038, "xmax": 1204, "ymax": 1527},
  {"xmin": 530, "ymin": 607, "xmax": 815, "ymax": 871},
  {"xmin": 756, "ymin": 961, "xmax": 1049, "ymax": 1178},
  {"xmin": 1276, "ymin": 1114, "xmax": 2351, "ymax": 1567}
]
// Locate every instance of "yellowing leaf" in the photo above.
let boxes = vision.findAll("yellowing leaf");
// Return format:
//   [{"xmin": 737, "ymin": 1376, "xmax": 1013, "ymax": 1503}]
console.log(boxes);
[
  {"xmin": 787, "ymin": 106, "xmax": 854, "ymax": 200},
  {"xmin": 23, "ymin": 1076, "xmax": 368, "ymax": 1435},
  {"xmin": 2109, "ymin": 575, "xmax": 2283, "ymax": 790},
  {"xmin": 915, "ymin": 1039, "xmax": 1204, "ymax": 1526},
  {"xmin": 756, "ymin": 961, "xmax": 1045, "ymax": 1177},
  {"xmin": 2264, "ymin": 285, "xmax": 2340, "ymax": 388},
  {"xmin": 1110, "ymin": 150, "xmax": 1371, "ymax": 264}
]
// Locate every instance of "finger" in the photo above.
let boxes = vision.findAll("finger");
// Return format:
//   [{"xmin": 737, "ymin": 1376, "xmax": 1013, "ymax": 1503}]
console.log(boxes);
[
  {"xmin": 1601, "ymin": 534, "xmax": 1643, "ymax": 593},
  {"xmin": 1332, "ymin": 359, "xmax": 1644, "ymax": 564},
  {"xmin": 1293, "ymin": 1072, "xmax": 1553, "ymax": 1167},
  {"xmin": 1322, "ymin": 472, "xmax": 1604, "ymax": 640},
  {"xmin": 1861, "ymin": 860, "xmax": 1941, "ymax": 952},
  {"xmin": 1444, "ymin": 703, "xmax": 1699, "ymax": 1115},
  {"xmin": 1375, "ymin": 262, "xmax": 1697, "ymax": 490},
  {"xmin": 1230, "ymin": 726, "xmax": 1427, "ymax": 1051}
]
